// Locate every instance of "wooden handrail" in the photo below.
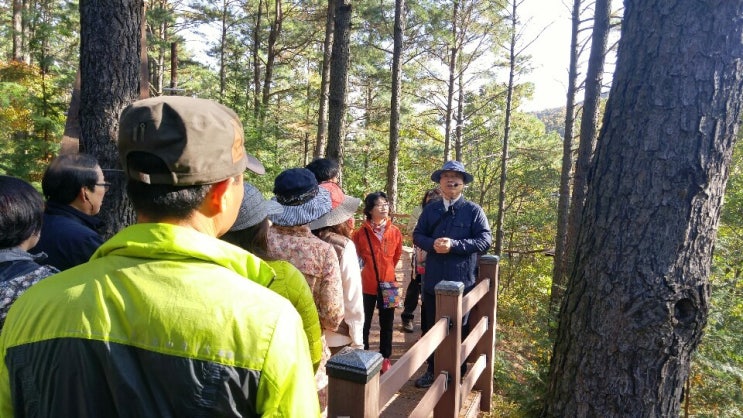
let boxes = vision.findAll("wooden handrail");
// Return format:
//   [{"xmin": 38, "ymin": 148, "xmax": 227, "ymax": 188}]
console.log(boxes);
[
  {"xmin": 461, "ymin": 315, "xmax": 488, "ymax": 360},
  {"xmin": 410, "ymin": 371, "xmax": 448, "ymax": 418},
  {"xmin": 326, "ymin": 254, "xmax": 500, "ymax": 417},
  {"xmin": 379, "ymin": 316, "xmax": 449, "ymax": 405},
  {"xmin": 462, "ymin": 278, "xmax": 490, "ymax": 314},
  {"xmin": 462, "ymin": 354, "xmax": 487, "ymax": 396}
]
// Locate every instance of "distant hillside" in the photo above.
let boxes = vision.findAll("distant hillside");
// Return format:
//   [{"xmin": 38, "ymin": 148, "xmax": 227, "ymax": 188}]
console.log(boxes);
[
  {"xmin": 532, "ymin": 106, "xmax": 566, "ymax": 137},
  {"xmin": 531, "ymin": 92, "xmax": 610, "ymax": 138}
]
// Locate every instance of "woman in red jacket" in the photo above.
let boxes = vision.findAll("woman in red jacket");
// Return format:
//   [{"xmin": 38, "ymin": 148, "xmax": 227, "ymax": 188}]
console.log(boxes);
[{"xmin": 352, "ymin": 191, "xmax": 403, "ymax": 374}]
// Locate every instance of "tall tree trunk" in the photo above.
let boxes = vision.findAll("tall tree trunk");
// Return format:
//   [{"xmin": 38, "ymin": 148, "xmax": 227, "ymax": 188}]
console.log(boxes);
[
  {"xmin": 494, "ymin": 0, "xmax": 518, "ymax": 257},
  {"xmin": 562, "ymin": 0, "xmax": 612, "ymax": 311},
  {"xmin": 304, "ymin": 58, "xmax": 313, "ymax": 165},
  {"xmin": 11, "ymin": 0, "xmax": 24, "ymax": 62},
  {"xmin": 79, "ymin": 0, "xmax": 142, "ymax": 237},
  {"xmin": 315, "ymin": 0, "xmax": 335, "ymax": 158},
  {"xmin": 326, "ymin": 0, "xmax": 351, "ymax": 165},
  {"xmin": 139, "ymin": 5, "xmax": 149, "ymax": 100},
  {"xmin": 251, "ymin": 0, "xmax": 264, "ymax": 120},
  {"xmin": 385, "ymin": 0, "xmax": 405, "ymax": 212},
  {"xmin": 170, "ymin": 42, "xmax": 178, "ymax": 91},
  {"xmin": 219, "ymin": 0, "xmax": 228, "ymax": 101},
  {"xmin": 259, "ymin": 0, "xmax": 282, "ymax": 128},
  {"xmin": 544, "ymin": 1, "xmax": 743, "ymax": 416},
  {"xmin": 154, "ymin": 0, "xmax": 168, "ymax": 95},
  {"xmin": 550, "ymin": 0, "xmax": 581, "ymax": 321},
  {"xmin": 12, "ymin": 0, "xmax": 31, "ymax": 63},
  {"xmin": 360, "ymin": 83, "xmax": 372, "ymax": 190},
  {"xmin": 455, "ymin": 66, "xmax": 463, "ymax": 161},
  {"xmin": 443, "ymin": 0, "xmax": 459, "ymax": 162}
]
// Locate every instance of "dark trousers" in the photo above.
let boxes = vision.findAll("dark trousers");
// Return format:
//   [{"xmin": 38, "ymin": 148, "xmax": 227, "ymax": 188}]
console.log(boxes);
[
  {"xmin": 401, "ymin": 274, "xmax": 425, "ymax": 324},
  {"xmin": 363, "ymin": 293, "xmax": 395, "ymax": 359},
  {"xmin": 421, "ymin": 290, "xmax": 470, "ymax": 374}
]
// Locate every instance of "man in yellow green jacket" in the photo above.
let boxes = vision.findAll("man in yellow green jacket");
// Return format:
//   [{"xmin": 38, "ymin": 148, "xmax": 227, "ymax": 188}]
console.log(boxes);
[
  {"xmin": 221, "ymin": 181, "xmax": 324, "ymax": 371},
  {"xmin": 0, "ymin": 96, "xmax": 319, "ymax": 417}
]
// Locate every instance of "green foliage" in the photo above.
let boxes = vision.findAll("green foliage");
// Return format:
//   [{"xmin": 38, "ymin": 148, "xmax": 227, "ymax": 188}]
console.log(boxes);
[
  {"xmin": 687, "ymin": 276, "xmax": 743, "ymax": 417},
  {"xmin": 486, "ymin": 119, "xmax": 560, "ymax": 417},
  {"xmin": 0, "ymin": 0, "xmax": 77, "ymax": 180},
  {"xmin": 689, "ymin": 137, "xmax": 743, "ymax": 417},
  {"xmin": 492, "ymin": 254, "xmax": 553, "ymax": 417},
  {"xmin": 0, "ymin": 61, "xmax": 60, "ymax": 180}
]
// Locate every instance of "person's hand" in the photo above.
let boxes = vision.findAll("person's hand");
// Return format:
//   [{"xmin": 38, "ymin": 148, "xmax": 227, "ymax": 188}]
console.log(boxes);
[{"xmin": 434, "ymin": 237, "xmax": 452, "ymax": 253}]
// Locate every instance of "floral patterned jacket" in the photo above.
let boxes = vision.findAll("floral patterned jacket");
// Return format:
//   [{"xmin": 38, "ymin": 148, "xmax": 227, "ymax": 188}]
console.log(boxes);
[
  {"xmin": 0, "ymin": 247, "xmax": 58, "ymax": 330},
  {"xmin": 267, "ymin": 225, "xmax": 344, "ymax": 332}
]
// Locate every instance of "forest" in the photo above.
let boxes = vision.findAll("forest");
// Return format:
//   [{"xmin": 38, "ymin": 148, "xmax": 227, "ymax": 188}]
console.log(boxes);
[{"xmin": 1, "ymin": 0, "xmax": 742, "ymax": 416}]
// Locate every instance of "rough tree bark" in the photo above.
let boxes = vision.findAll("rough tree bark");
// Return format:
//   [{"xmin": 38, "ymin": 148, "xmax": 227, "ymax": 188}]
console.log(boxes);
[
  {"xmin": 550, "ymin": 0, "xmax": 581, "ymax": 324},
  {"xmin": 385, "ymin": 0, "xmax": 404, "ymax": 212},
  {"xmin": 544, "ymin": 1, "xmax": 743, "ymax": 416},
  {"xmin": 326, "ymin": 0, "xmax": 351, "ymax": 166},
  {"xmin": 563, "ymin": 0, "xmax": 612, "ymax": 299},
  {"xmin": 79, "ymin": 0, "xmax": 142, "ymax": 237},
  {"xmin": 315, "ymin": 0, "xmax": 335, "ymax": 158}
]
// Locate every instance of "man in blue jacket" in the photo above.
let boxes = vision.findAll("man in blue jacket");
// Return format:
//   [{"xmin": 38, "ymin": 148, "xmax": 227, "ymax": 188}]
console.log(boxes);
[{"xmin": 413, "ymin": 160, "xmax": 492, "ymax": 388}]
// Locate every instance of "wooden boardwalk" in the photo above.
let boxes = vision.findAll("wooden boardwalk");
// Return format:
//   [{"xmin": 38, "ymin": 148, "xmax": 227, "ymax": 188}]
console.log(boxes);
[{"xmin": 365, "ymin": 246, "xmax": 429, "ymax": 417}]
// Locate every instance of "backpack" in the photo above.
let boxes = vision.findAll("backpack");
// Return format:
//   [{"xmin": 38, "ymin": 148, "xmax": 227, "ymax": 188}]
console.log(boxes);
[{"xmin": 0, "ymin": 260, "xmax": 41, "ymax": 283}]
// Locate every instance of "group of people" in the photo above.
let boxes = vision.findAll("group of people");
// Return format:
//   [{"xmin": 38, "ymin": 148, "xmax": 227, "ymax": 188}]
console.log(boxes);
[
  {"xmin": 0, "ymin": 95, "xmax": 492, "ymax": 416},
  {"xmin": 0, "ymin": 153, "xmax": 109, "ymax": 329}
]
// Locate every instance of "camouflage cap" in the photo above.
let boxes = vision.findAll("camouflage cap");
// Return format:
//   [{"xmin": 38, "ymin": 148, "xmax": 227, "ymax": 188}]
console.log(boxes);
[{"xmin": 118, "ymin": 96, "xmax": 264, "ymax": 185}]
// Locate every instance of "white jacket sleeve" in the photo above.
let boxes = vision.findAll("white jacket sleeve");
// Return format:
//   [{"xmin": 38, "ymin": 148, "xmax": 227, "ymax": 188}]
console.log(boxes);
[{"xmin": 341, "ymin": 241, "xmax": 365, "ymax": 348}]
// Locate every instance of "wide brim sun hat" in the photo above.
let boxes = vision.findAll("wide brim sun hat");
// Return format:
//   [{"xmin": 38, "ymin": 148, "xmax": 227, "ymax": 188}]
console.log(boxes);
[
  {"xmin": 430, "ymin": 160, "xmax": 474, "ymax": 184},
  {"xmin": 229, "ymin": 183, "xmax": 283, "ymax": 231},
  {"xmin": 309, "ymin": 194, "xmax": 361, "ymax": 230},
  {"xmin": 270, "ymin": 168, "xmax": 332, "ymax": 226}
]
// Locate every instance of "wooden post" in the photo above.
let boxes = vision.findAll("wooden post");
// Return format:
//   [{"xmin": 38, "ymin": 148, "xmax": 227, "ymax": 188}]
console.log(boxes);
[
  {"xmin": 434, "ymin": 281, "xmax": 463, "ymax": 417},
  {"xmin": 326, "ymin": 348, "xmax": 383, "ymax": 417},
  {"xmin": 475, "ymin": 255, "xmax": 499, "ymax": 412}
]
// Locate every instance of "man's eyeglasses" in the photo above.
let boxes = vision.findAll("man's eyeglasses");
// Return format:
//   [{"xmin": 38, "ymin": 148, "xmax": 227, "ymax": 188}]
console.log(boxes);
[{"xmin": 96, "ymin": 182, "xmax": 111, "ymax": 191}]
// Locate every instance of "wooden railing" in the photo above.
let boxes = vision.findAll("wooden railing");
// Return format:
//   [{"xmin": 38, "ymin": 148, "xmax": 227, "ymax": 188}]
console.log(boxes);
[{"xmin": 326, "ymin": 255, "xmax": 499, "ymax": 417}]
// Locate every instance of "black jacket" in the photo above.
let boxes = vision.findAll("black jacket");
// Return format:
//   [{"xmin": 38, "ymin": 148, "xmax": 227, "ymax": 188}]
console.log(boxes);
[{"xmin": 31, "ymin": 201, "xmax": 104, "ymax": 271}]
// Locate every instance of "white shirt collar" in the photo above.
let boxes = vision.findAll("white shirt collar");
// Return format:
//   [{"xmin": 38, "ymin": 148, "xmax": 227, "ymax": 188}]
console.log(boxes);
[{"xmin": 443, "ymin": 195, "xmax": 461, "ymax": 210}]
